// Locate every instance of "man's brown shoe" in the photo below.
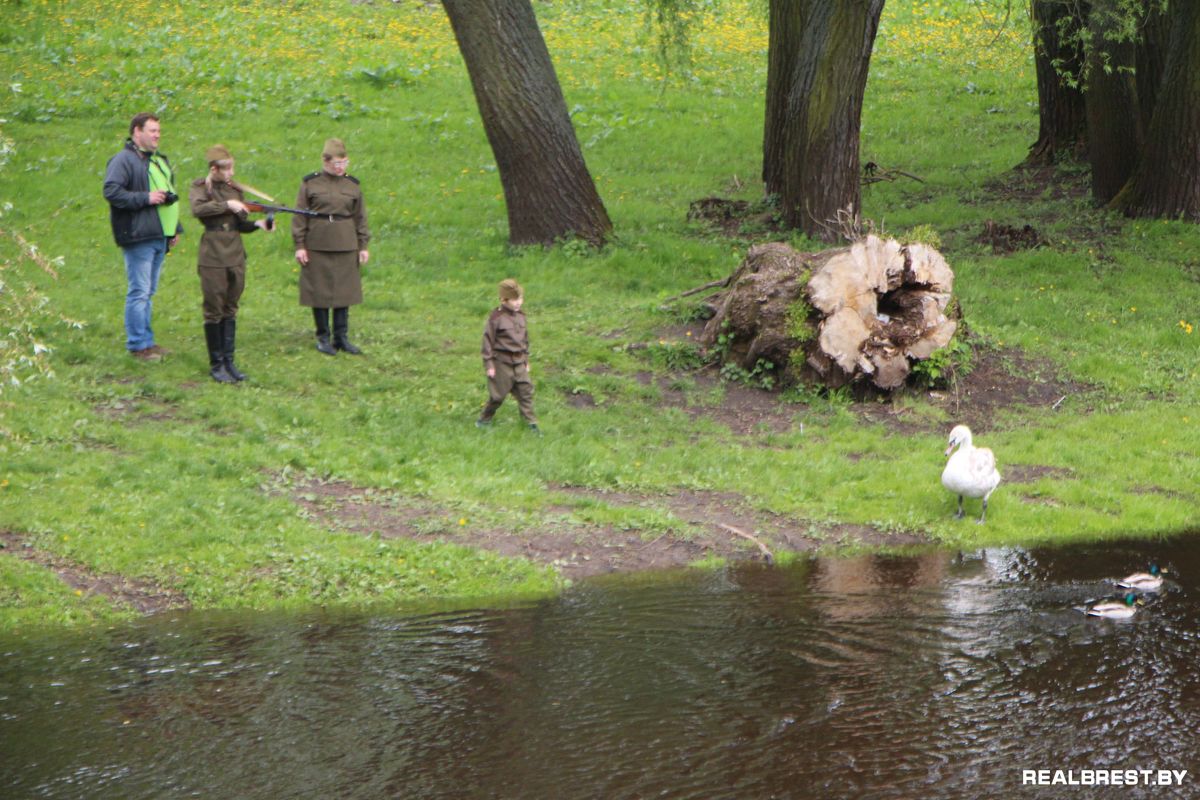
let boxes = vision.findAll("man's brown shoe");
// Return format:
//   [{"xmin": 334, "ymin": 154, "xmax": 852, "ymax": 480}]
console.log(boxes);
[
  {"xmin": 130, "ymin": 348, "xmax": 163, "ymax": 362},
  {"xmin": 146, "ymin": 344, "xmax": 171, "ymax": 356}
]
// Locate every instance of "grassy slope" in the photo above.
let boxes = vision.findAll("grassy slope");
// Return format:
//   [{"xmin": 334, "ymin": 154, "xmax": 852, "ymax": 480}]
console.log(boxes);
[{"xmin": 0, "ymin": 0, "xmax": 1198, "ymax": 629}]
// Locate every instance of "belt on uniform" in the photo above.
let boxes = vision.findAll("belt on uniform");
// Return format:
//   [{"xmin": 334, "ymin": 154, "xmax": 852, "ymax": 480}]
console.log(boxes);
[{"xmin": 203, "ymin": 221, "xmax": 235, "ymax": 231}]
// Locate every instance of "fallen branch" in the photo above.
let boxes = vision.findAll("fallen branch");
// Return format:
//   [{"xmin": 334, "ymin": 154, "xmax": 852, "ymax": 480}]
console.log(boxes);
[
  {"xmin": 861, "ymin": 163, "xmax": 925, "ymax": 185},
  {"xmin": 717, "ymin": 523, "xmax": 774, "ymax": 565},
  {"xmin": 659, "ymin": 277, "xmax": 730, "ymax": 308}
]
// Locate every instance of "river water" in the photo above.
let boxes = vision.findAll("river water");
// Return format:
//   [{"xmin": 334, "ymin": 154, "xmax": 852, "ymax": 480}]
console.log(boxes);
[{"xmin": 3, "ymin": 536, "xmax": 1198, "ymax": 799}]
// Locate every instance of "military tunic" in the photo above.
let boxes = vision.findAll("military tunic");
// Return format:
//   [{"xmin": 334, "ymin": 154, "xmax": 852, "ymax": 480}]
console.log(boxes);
[
  {"xmin": 188, "ymin": 177, "xmax": 259, "ymax": 324},
  {"xmin": 480, "ymin": 306, "xmax": 537, "ymax": 424},
  {"xmin": 292, "ymin": 170, "xmax": 370, "ymax": 308}
]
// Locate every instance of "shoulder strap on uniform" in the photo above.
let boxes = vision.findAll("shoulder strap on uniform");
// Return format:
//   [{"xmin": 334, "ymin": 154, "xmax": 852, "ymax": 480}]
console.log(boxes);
[
  {"xmin": 344, "ymin": 175, "xmax": 360, "ymax": 185},
  {"xmin": 302, "ymin": 171, "xmax": 322, "ymax": 182}
]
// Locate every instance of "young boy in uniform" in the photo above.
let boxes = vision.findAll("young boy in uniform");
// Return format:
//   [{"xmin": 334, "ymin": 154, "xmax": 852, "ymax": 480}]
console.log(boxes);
[{"xmin": 477, "ymin": 279, "xmax": 539, "ymax": 433}]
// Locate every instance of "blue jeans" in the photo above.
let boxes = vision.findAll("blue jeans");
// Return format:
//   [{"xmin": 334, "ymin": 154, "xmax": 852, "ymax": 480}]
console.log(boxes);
[{"xmin": 123, "ymin": 238, "xmax": 167, "ymax": 351}]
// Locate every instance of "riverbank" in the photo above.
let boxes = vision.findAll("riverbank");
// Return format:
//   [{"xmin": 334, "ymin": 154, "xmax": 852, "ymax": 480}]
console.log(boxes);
[{"xmin": 1, "ymin": 0, "xmax": 1198, "ymax": 630}]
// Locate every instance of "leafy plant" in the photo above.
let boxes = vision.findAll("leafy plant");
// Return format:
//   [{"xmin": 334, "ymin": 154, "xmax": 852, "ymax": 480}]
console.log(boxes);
[
  {"xmin": 910, "ymin": 336, "xmax": 973, "ymax": 389},
  {"xmin": 720, "ymin": 358, "xmax": 776, "ymax": 390},
  {"xmin": 644, "ymin": 340, "xmax": 707, "ymax": 371},
  {"xmin": 713, "ymin": 318, "xmax": 735, "ymax": 359},
  {"xmin": 356, "ymin": 64, "xmax": 416, "ymax": 89}
]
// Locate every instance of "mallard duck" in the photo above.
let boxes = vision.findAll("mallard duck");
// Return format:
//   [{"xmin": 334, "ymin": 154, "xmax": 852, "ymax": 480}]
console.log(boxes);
[
  {"xmin": 1118, "ymin": 564, "xmax": 1166, "ymax": 591},
  {"xmin": 941, "ymin": 425, "xmax": 1001, "ymax": 523},
  {"xmin": 1086, "ymin": 593, "xmax": 1141, "ymax": 619}
]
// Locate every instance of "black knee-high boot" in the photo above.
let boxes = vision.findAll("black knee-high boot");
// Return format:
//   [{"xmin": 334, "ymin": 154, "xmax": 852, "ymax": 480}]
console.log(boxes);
[
  {"xmin": 222, "ymin": 318, "xmax": 246, "ymax": 381},
  {"xmin": 313, "ymin": 307, "xmax": 336, "ymax": 355},
  {"xmin": 204, "ymin": 323, "xmax": 236, "ymax": 383},
  {"xmin": 332, "ymin": 307, "xmax": 362, "ymax": 355}
]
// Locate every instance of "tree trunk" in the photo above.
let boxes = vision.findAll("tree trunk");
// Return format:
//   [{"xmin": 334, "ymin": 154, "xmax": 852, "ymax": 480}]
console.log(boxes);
[
  {"xmin": 762, "ymin": 0, "xmax": 885, "ymax": 242},
  {"xmin": 1112, "ymin": 2, "xmax": 1200, "ymax": 220},
  {"xmin": 700, "ymin": 236, "xmax": 957, "ymax": 391},
  {"xmin": 1084, "ymin": 0, "xmax": 1143, "ymax": 204},
  {"xmin": 1135, "ymin": 2, "xmax": 1170, "ymax": 135},
  {"xmin": 1023, "ymin": 1, "xmax": 1088, "ymax": 166},
  {"xmin": 442, "ymin": 0, "xmax": 612, "ymax": 246},
  {"xmin": 762, "ymin": 0, "xmax": 804, "ymax": 193}
]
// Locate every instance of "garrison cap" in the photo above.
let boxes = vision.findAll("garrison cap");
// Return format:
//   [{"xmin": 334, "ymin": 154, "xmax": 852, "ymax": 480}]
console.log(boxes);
[
  {"xmin": 322, "ymin": 138, "xmax": 348, "ymax": 159},
  {"xmin": 498, "ymin": 279, "xmax": 523, "ymax": 301},
  {"xmin": 205, "ymin": 144, "xmax": 233, "ymax": 165}
]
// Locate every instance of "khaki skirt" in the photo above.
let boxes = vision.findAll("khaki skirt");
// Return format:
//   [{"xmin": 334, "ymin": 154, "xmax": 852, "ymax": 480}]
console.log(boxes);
[{"xmin": 299, "ymin": 249, "xmax": 362, "ymax": 308}]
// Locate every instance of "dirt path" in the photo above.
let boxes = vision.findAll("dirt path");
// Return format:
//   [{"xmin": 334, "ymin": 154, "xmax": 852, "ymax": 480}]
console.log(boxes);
[
  {"xmin": 0, "ymin": 531, "xmax": 190, "ymax": 614},
  {"xmin": 288, "ymin": 477, "xmax": 928, "ymax": 581}
]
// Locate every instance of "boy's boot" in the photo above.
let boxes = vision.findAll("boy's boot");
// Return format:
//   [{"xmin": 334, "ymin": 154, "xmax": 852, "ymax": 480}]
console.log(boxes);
[
  {"xmin": 313, "ymin": 307, "xmax": 336, "ymax": 355},
  {"xmin": 477, "ymin": 393, "xmax": 506, "ymax": 428},
  {"xmin": 204, "ymin": 323, "xmax": 236, "ymax": 384},
  {"xmin": 332, "ymin": 307, "xmax": 362, "ymax": 355},
  {"xmin": 221, "ymin": 318, "xmax": 247, "ymax": 382}
]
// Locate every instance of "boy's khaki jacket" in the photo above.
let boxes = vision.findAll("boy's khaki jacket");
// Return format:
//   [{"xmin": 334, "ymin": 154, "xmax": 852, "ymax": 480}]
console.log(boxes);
[{"xmin": 482, "ymin": 306, "xmax": 529, "ymax": 368}]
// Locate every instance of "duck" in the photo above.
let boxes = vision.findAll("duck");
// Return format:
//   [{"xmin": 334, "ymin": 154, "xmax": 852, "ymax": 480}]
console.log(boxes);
[
  {"xmin": 1086, "ymin": 592, "xmax": 1141, "ymax": 619},
  {"xmin": 1118, "ymin": 563, "xmax": 1166, "ymax": 592},
  {"xmin": 941, "ymin": 425, "xmax": 1001, "ymax": 523}
]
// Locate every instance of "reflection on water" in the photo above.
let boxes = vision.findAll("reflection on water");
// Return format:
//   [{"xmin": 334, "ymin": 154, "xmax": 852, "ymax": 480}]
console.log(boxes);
[{"xmin": 3, "ymin": 536, "xmax": 1198, "ymax": 799}]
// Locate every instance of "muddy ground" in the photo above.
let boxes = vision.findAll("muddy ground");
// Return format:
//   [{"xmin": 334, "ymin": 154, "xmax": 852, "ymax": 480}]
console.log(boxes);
[
  {"xmin": 0, "ymin": 530, "xmax": 190, "ymax": 615},
  {"xmin": 289, "ymin": 478, "xmax": 929, "ymax": 582}
]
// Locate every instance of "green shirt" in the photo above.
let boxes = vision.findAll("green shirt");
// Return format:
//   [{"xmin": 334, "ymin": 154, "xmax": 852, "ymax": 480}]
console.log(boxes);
[{"xmin": 148, "ymin": 153, "xmax": 180, "ymax": 238}]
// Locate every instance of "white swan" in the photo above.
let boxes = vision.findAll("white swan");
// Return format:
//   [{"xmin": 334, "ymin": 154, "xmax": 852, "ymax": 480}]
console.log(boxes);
[{"xmin": 941, "ymin": 425, "xmax": 1001, "ymax": 523}]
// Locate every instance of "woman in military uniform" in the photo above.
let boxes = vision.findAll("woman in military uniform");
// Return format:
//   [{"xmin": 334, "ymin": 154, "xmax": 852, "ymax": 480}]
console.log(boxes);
[
  {"xmin": 292, "ymin": 138, "xmax": 371, "ymax": 355},
  {"xmin": 188, "ymin": 145, "xmax": 272, "ymax": 383}
]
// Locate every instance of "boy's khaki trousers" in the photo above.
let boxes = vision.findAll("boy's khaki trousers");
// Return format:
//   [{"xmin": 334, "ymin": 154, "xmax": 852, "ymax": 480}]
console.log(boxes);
[{"xmin": 480, "ymin": 360, "xmax": 537, "ymax": 424}]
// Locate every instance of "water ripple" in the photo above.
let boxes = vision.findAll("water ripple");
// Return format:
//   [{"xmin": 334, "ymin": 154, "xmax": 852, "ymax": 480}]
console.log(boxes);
[{"xmin": 3, "ymin": 535, "xmax": 1199, "ymax": 798}]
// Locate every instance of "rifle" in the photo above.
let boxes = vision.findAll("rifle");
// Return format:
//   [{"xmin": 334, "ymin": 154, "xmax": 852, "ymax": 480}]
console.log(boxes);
[{"xmin": 242, "ymin": 200, "xmax": 345, "ymax": 229}]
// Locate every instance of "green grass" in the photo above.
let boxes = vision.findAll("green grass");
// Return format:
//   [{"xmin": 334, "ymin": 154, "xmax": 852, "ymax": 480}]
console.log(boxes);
[{"xmin": 1, "ymin": 0, "xmax": 1199, "ymax": 630}]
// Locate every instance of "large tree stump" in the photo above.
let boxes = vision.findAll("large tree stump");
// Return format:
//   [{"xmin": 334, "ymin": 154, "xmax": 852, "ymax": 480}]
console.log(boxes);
[{"xmin": 700, "ymin": 235, "xmax": 957, "ymax": 390}]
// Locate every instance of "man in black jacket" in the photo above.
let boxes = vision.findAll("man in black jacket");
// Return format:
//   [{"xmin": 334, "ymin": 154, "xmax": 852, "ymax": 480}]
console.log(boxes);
[{"xmin": 103, "ymin": 112, "xmax": 182, "ymax": 361}]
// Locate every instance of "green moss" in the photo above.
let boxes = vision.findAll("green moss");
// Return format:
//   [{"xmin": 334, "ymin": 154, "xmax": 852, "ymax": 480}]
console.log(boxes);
[
  {"xmin": 902, "ymin": 223, "xmax": 943, "ymax": 249},
  {"xmin": 786, "ymin": 293, "xmax": 816, "ymax": 344}
]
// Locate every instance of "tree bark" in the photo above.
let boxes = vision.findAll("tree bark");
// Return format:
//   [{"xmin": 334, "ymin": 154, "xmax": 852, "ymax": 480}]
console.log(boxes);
[
  {"xmin": 1084, "ymin": 0, "xmax": 1142, "ymax": 204},
  {"xmin": 442, "ymin": 0, "xmax": 612, "ymax": 246},
  {"xmin": 1135, "ymin": 2, "xmax": 1170, "ymax": 134},
  {"xmin": 762, "ymin": 0, "xmax": 885, "ymax": 242},
  {"xmin": 1112, "ymin": 2, "xmax": 1200, "ymax": 220},
  {"xmin": 762, "ymin": 0, "xmax": 803, "ymax": 193},
  {"xmin": 1023, "ymin": 1, "xmax": 1088, "ymax": 166}
]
